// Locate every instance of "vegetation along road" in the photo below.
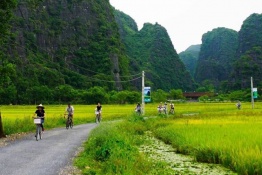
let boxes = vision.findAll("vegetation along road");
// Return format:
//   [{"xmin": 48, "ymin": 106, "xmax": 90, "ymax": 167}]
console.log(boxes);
[{"xmin": 0, "ymin": 124, "xmax": 97, "ymax": 175}]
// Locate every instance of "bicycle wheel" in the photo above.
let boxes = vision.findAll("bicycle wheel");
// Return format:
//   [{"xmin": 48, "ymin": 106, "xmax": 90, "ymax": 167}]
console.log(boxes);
[
  {"xmin": 39, "ymin": 126, "xmax": 42, "ymax": 140},
  {"xmin": 98, "ymin": 115, "xmax": 101, "ymax": 123},
  {"xmin": 36, "ymin": 125, "xmax": 41, "ymax": 141},
  {"xmin": 66, "ymin": 119, "xmax": 69, "ymax": 129},
  {"xmin": 95, "ymin": 115, "xmax": 99, "ymax": 123},
  {"xmin": 70, "ymin": 119, "xmax": 73, "ymax": 129},
  {"xmin": 35, "ymin": 125, "xmax": 38, "ymax": 141}
]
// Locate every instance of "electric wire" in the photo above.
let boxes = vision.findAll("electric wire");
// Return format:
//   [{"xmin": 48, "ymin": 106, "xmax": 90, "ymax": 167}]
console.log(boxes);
[
  {"xmin": 6, "ymin": 40, "xmax": 142, "ymax": 83},
  {"xmin": 4, "ymin": 30, "xmax": 141, "ymax": 78}
]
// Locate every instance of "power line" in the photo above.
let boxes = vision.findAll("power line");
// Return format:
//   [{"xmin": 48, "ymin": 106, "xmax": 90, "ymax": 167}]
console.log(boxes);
[
  {"xmin": 8, "ymin": 41, "xmax": 142, "ymax": 83},
  {"xmin": 5, "ymin": 30, "xmax": 141, "ymax": 78},
  {"xmin": 88, "ymin": 76, "xmax": 142, "ymax": 83}
]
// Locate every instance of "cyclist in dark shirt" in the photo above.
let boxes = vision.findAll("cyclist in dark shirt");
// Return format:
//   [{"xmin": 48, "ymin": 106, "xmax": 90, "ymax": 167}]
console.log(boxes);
[
  {"xmin": 34, "ymin": 104, "xmax": 45, "ymax": 131},
  {"xmin": 96, "ymin": 103, "xmax": 102, "ymax": 112},
  {"xmin": 135, "ymin": 103, "xmax": 141, "ymax": 115}
]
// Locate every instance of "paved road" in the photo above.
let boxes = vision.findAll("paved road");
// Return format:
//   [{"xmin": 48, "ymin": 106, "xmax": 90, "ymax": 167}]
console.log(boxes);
[{"xmin": 0, "ymin": 123, "xmax": 97, "ymax": 175}]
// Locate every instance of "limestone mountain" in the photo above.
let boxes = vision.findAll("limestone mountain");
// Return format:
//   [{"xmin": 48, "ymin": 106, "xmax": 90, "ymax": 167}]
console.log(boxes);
[
  {"xmin": 179, "ymin": 44, "xmax": 201, "ymax": 77},
  {"xmin": 1, "ymin": 0, "xmax": 130, "ymax": 104},
  {"xmin": 114, "ymin": 10, "xmax": 195, "ymax": 91},
  {"xmin": 231, "ymin": 13, "xmax": 262, "ymax": 89},
  {"xmin": 195, "ymin": 27, "xmax": 238, "ymax": 87}
]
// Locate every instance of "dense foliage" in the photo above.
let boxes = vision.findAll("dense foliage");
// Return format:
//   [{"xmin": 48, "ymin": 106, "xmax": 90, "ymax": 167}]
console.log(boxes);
[
  {"xmin": 179, "ymin": 44, "xmax": 201, "ymax": 77},
  {"xmin": 0, "ymin": 0, "xmax": 132, "ymax": 104},
  {"xmin": 231, "ymin": 13, "xmax": 262, "ymax": 89},
  {"xmin": 195, "ymin": 27, "xmax": 238, "ymax": 88},
  {"xmin": 114, "ymin": 10, "xmax": 196, "ymax": 91}
]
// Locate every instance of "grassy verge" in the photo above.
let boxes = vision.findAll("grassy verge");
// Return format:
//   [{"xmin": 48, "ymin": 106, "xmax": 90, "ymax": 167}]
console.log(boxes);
[{"xmin": 74, "ymin": 115, "xmax": 172, "ymax": 175}]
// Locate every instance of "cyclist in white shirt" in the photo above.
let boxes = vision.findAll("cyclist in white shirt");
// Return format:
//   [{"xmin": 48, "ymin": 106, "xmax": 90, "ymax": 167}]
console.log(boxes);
[{"xmin": 65, "ymin": 103, "xmax": 74, "ymax": 122}]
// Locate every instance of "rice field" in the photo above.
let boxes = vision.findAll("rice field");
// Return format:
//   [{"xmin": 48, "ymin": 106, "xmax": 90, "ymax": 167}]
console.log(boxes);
[
  {"xmin": 1, "ymin": 102, "xmax": 262, "ymax": 174},
  {"xmin": 0, "ymin": 104, "xmax": 137, "ymax": 135},
  {"xmin": 150, "ymin": 102, "xmax": 262, "ymax": 174}
]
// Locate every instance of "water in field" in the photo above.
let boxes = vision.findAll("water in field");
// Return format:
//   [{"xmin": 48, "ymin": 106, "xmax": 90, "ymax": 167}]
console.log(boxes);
[{"xmin": 140, "ymin": 132, "xmax": 236, "ymax": 175}]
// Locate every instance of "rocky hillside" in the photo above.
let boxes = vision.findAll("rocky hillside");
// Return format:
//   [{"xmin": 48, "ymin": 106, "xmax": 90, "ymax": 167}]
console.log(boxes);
[
  {"xmin": 114, "ymin": 10, "xmax": 195, "ymax": 91},
  {"xmin": 179, "ymin": 44, "xmax": 201, "ymax": 77},
  {"xmin": 1, "ymin": 0, "xmax": 131, "ymax": 103},
  {"xmin": 231, "ymin": 13, "xmax": 262, "ymax": 89},
  {"xmin": 15, "ymin": 0, "xmax": 130, "ymax": 87},
  {"xmin": 194, "ymin": 27, "xmax": 238, "ymax": 87}
]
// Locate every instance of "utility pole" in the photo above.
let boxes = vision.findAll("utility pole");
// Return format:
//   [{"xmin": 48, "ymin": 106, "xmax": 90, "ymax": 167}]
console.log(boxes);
[
  {"xmin": 251, "ymin": 77, "xmax": 254, "ymax": 109},
  {"xmin": 142, "ymin": 71, "xmax": 145, "ymax": 115}
]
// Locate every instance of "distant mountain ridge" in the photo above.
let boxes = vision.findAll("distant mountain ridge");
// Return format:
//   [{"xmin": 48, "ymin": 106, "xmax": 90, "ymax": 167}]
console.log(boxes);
[
  {"xmin": 114, "ymin": 10, "xmax": 196, "ymax": 91},
  {"xmin": 194, "ymin": 27, "xmax": 238, "ymax": 88},
  {"xmin": 185, "ymin": 45, "xmax": 201, "ymax": 52},
  {"xmin": 231, "ymin": 13, "xmax": 262, "ymax": 89},
  {"xmin": 179, "ymin": 44, "xmax": 201, "ymax": 77}
]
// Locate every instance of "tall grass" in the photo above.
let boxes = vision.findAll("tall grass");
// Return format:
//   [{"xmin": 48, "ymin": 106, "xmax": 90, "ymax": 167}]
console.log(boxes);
[
  {"xmin": 2, "ymin": 103, "xmax": 262, "ymax": 174},
  {"xmin": 152, "ymin": 110, "xmax": 262, "ymax": 174},
  {"xmin": 74, "ymin": 115, "xmax": 171, "ymax": 175}
]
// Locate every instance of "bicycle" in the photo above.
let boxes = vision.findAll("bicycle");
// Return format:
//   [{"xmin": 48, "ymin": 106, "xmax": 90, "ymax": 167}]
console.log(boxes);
[
  {"xmin": 136, "ymin": 109, "xmax": 142, "ymax": 115},
  {"xmin": 33, "ymin": 117, "xmax": 43, "ymax": 141},
  {"xmin": 169, "ymin": 108, "xmax": 174, "ymax": 114},
  {"xmin": 95, "ymin": 110, "xmax": 102, "ymax": 123},
  {"xmin": 64, "ymin": 114, "xmax": 73, "ymax": 129}
]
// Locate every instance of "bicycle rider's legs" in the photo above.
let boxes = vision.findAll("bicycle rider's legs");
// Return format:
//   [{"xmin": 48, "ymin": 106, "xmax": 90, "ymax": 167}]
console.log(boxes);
[
  {"xmin": 41, "ymin": 120, "xmax": 44, "ymax": 131},
  {"xmin": 68, "ymin": 114, "xmax": 73, "ymax": 123}
]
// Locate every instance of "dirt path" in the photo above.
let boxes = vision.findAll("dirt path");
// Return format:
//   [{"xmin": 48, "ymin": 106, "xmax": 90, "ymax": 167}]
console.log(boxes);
[
  {"xmin": 140, "ymin": 132, "xmax": 237, "ymax": 175},
  {"xmin": 0, "ymin": 124, "xmax": 97, "ymax": 175}
]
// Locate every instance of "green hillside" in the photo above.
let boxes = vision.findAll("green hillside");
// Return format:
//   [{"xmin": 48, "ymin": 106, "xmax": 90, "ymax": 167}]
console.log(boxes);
[
  {"xmin": 0, "ymin": 0, "xmax": 130, "ymax": 104},
  {"xmin": 195, "ymin": 27, "xmax": 238, "ymax": 88},
  {"xmin": 231, "ymin": 13, "xmax": 262, "ymax": 89},
  {"xmin": 114, "ymin": 10, "xmax": 195, "ymax": 91},
  {"xmin": 179, "ymin": 44, "xmax": 201, "ymax": 77}
]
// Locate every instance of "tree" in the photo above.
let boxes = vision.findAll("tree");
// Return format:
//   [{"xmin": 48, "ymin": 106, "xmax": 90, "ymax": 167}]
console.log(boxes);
[
  {"xmin": 0, "ymin": 0, "xmax": 17, "ymax": 39},
  {"xmin": 83, "ymin": 86, "xmax": 109, "ymax": 104},
  {"xmin": 116, "ymin": 91, "xmax": 129, "ymax": 104},
  {"xmin": 54, "ymin": 85, "xmax": 76, "ymax": 103},
  {"xmin": 152, "ymin": 89, "xmax": 168, "ymax": 102},
  {"xmin": 169, "ymin": 89, "xmax": 184, "ymax": 99}
]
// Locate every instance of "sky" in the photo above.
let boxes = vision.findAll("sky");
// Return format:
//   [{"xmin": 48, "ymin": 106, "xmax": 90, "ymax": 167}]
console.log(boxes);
[{"xmin": 109, "ymin": 0, "xmax": 262, "ymax": 53}]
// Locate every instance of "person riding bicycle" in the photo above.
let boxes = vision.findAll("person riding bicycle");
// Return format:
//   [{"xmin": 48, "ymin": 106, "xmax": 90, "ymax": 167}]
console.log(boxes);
[
  {"xmin": 96, "ymin": 102, "xmax": 102, "ymax": 117},
  {"xmin": 236, "ymin": 101, "xmax": 241, "ymax": 110},
  {"xmin": 65, "ymin": 103, "xmax": 74, "ymax": 123},
  {"xmin": 33, "ymin": 104, "xmax": 45, "ymax": 132},
  {"xmin": 163, "ymin": 102, "xmax": 168, "ymax": 114},
  {"xmin": 170, "ymin": 103, "xmax": 175, "ymax": 114},
  {"xmin": 157, "ymin": 102, "xmax": 163, "ymax": 114},
  {"xmin": 135, "ymin": 103, "xmax": 142, "ymax": 114}
]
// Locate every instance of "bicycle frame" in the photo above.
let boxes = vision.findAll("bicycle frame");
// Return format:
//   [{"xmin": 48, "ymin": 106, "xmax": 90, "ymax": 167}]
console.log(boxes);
[
  {"xmin": 95, "ymin": 111, "xmax": 102, "ymax": 123},
  {"xmin": 66, "ymin": 115, "xmax": 73, "ymax": 129},
  {"xmin": 34, "ymin": 117, "xmax": 43, "ymax": 141}
]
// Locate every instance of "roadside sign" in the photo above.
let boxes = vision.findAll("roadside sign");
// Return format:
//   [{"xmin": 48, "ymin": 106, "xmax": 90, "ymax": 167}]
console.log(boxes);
[
  {"xmin": 253, "ymin": 88, "xmax": 258, "ymax": 99},
  {"xmin": 144, "ymin": 87, "xmax": 151, "ymax": 102}
]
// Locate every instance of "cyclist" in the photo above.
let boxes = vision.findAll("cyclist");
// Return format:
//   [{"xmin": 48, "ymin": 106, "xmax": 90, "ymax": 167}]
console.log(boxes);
[
  {"xmin": 33, "ymin": 104, "xmax": 45, "ymax": 132},
  {"xmin": 170, "ymin": 103, "xmax": 175, "ymax": 114},
  {"xmin": 157, "ymin": 102, "xmax": 163, "ymax": 114},
  {"xmin": 64, "ymin": 103, "xmax": 74, "ymax": 124},
  {"xmin": 135, "ymin": 103, "xmax": 142, "ymax": 115},
  {"xmin": 236, "ymin": 101, "xmax": 241, "ymax": 110},
  {"xmin": 96, "ymin": 103, "xmax": 102, "ymax": 118},
  {"xmin": 163, "ymin": 102, "xmax": 168, "ymax": 114}
]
